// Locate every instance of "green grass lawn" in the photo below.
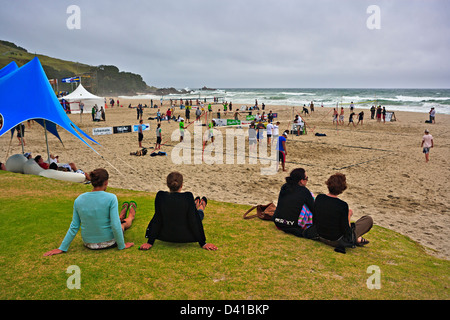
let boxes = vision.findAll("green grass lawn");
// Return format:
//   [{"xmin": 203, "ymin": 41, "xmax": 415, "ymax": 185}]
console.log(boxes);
[{"xmin": 0, "ymin": 171, "xmax": 448, "ymax": 300}]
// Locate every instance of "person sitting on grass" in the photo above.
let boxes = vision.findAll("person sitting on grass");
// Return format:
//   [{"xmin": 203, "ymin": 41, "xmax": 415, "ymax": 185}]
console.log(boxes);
[
  {"xmin": 44, "ymin": 168, "xmax": 136, "ymax": 256},
  {"xmin": 139, "ymin": 171, "xmax": 217, "ymax": 251},
  {"xmin": 272, "ymin": 168, "xmax": 317, "ymax": 239},
  {"xmin": 313, "ymin": 173, "xmax": 373, "ymax": 253}
]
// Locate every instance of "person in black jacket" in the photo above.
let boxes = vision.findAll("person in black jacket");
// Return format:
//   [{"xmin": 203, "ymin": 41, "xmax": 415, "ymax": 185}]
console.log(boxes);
[
  {"xmin": 139, "ymin": 172, "xmax": 217, "ymax": 251},
  {"xmin": 272, "ymin": 168, "xmax": 317, "ymax": 239},
  {"xmin": 314, "ymin": 173, "xmax": 373, "ymax": 250}
]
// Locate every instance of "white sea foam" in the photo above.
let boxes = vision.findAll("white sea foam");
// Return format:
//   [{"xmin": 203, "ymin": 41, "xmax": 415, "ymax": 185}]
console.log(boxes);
[{"xmin": 120, "ymin": 88, "xmax": 450, "ymax": 114}]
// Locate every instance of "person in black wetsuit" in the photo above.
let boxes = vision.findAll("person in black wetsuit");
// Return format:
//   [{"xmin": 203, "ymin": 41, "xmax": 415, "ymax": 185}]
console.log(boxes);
[
  {"xmin": 272, "ymin": 168, "xmax": 318, "ymax": 239},
  {"xmin": 139, "ymin": 172, "xmax": 218, "ymax": 251}
]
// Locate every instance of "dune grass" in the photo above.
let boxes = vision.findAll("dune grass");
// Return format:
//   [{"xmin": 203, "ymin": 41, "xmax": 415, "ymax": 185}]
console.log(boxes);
[{"xmin": 0, "ymin": 170, "xmax": 448, "ymax": 300}]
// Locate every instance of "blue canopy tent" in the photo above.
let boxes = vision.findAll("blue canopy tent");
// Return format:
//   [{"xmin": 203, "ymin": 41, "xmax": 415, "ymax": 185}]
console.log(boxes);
[
  {"xmin": 0, "ymin": 57, "xmax": 100, "ymax": 158},
  {"xmin": 0, "ymin": 61, "xmax": 18, "ymax": 78}
]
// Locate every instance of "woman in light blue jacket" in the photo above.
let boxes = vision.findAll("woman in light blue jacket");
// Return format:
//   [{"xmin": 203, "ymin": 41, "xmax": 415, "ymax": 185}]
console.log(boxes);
[{"xmin": 44, "ymin": 168, "xmax": 136, "ymax": 256}]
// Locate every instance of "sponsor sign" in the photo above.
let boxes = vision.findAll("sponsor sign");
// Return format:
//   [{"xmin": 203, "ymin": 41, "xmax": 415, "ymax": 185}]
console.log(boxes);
[
  {"xmin": 61, "ymin": 76, "xmax": 81, "ymax": 83},
  {"xmin": 227, "ymin": 119, "xmax": 240, "ymax": 126},
  {"xmin": 212, "ymin": 119, "xmax": 252, "ymax": 127},
  {"xmin": 132, "ymin": 124, "xmax": 150, "ymax": 132},
  {"xmin": 93, "ymin": 127, "xmax": 113, "ymax": 136},
  {"xmin": 113, "ymin": 125, "xmax": 132, "ymax": 134},
  {"xmin": 385, "ymin": 112, "xmax": 395, "ymax": 122}
]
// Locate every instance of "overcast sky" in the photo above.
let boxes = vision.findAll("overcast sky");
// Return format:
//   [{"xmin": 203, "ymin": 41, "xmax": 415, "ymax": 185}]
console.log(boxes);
[{"xmin": 1, "ymin": 0, "xmax": 449, "ymax": 89}]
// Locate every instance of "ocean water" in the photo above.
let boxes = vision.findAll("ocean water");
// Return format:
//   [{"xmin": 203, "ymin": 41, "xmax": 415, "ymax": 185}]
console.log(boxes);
[{"xmin": 121, "ymin": 88, "xmax": 450, "ymax": 115}]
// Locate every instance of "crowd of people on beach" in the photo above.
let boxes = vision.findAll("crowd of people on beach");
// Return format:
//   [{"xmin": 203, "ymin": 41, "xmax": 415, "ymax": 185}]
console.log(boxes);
[{"xmin": 1, "ymin": 97, "xmax": 441, "ymax": 258}]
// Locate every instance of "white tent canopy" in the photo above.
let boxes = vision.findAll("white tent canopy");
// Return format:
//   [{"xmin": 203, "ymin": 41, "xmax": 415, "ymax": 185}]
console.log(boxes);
[{"xmin": 59, "ymin": 83, "xmax": 104, "ymax": 113}]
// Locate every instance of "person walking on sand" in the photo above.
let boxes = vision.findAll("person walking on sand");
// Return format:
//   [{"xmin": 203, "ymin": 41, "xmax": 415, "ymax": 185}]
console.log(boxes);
[
  {"xmin": 357, "ymin": 111, "xmax": 364, "ymax": 126},
  {"xmin": 44, "ymin": 168, "xmax": 136, "ymax": 256},
  {"xmin": 339, "ymin": 107, "xmax": 344, "ymax": 125},
  {"xmin": 421, "ymin": 129, "xmax": 434, "ymax": 162},
  {"xmin": 347, "ymin": 111, "xmax": 356, "ymax": 127}
]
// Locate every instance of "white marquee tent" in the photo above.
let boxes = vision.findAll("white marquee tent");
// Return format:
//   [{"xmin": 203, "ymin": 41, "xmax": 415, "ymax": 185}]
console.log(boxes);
[{"xmin": 59, "ymin": 83, "xmax": 104, "ymax": 113}]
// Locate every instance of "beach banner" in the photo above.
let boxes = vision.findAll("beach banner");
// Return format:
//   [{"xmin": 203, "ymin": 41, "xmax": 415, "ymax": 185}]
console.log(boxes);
[
  {"xmin": 213, "ymin": 119, "xmax": 252, "ymax": 127},
  {"xmin": 61, "ymin": 76, "xmax": 80, "ymax": 83},
  {"xmin": 93, "ymin": 127, "xmax": 113, "ymax": 136},
  {"xmin": 385, "ymin": 112, "xmax": 396, "ymax": 122},
  {"xmin": 132, "ymin": 124, "xmax": 150, "ymax": 132},
  {"xmin": 213, "ymin": 119, "xmax": 228, "ymax": 126},
  {"xmin": 246, "ymin": 115, "xmax": 255, "ymax": 121},
  {"xmin": 113, "ymin": 125, "xmax": 132, "ymax": 134},
  {"xmin": 227, "ymin": 119, "xmax": 240, "ymax": 126}
]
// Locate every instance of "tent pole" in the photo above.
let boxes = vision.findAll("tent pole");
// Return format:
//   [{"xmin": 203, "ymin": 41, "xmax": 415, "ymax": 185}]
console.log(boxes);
[
  {"xmin": 43, "ymin": 120, "xmax": 51, "ymax": 162},
  {"xmin": 20, "ymin": 123, "xmax": 25, "ymax": 154}
]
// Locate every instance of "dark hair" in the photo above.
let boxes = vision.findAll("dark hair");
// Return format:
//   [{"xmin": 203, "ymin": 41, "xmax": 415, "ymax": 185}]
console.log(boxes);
[
  {"xmin": 167, "ymin": 171, "xmax": 183, "ymax": 192},
  {"xmin": 326, "ymin": 173, "xmax": 347, "ymax": 195},
  {"xmin": 89, "ymin": 168, "xmax": 109, "ymax": 188},
  {"xmin": 49, "ymin": 162, "xmax": 58, "ymax": 170},
  {"xmin": 34, "ymin": 155, "xmax": 42, "ymax": 163},
  {"xmin": 285, "ymin": 168, "xmax": 306, "ymax": 188}
]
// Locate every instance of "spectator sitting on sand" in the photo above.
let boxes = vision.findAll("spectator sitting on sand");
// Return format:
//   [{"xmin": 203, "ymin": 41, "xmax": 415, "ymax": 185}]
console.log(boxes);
[{"xmin": 43, "ymin": 168, "xmax": 136, "ymax": 256}]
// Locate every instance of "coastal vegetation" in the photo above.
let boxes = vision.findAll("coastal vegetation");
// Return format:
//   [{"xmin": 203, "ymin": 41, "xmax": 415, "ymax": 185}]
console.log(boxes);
[{"xmin": 0, "ymin": 40, "xmax": 184, "ymax": 96}]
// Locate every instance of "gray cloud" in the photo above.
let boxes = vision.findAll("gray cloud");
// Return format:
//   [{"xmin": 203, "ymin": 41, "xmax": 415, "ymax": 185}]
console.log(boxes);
[{"xmin": 1, "ymin": 0, "xmax": 449, "ymax": 88}]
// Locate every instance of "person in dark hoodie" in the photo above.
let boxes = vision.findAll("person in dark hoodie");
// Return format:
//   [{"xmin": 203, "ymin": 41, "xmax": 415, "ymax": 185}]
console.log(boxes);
[
  {"xmin": 139, "ymin": 171, "xmax": 217, "ymax": 251},
  {"xmin": 272, "ymin": 168, "xmax": 317, "ymax": 239}
]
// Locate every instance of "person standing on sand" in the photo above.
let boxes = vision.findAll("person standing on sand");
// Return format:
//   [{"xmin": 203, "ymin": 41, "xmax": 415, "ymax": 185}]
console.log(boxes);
[
  {"xmin": 155, "ymin": 123, "xmax": 162, "ymax": 150},
  {"xmin": 138, "ymin": 119, "xmax": 144, "ymax": 148},
  {"xmin": 421, "ymin": 129, "xmax": 434, "ymax": 162},
  {"xmin": 332, "ymin": 108, "xmax": 338, "ymax": 124},
  {"xmin": 277, "ymin": 132, "xmax": 288, "ymax": 172},
  {"xmin": 179, "ymin": 117, "xmax": 185, "ymax": 142},
  {"xmin": 429, "ymin": 107, "xmax": 436, "ymax": 124}
]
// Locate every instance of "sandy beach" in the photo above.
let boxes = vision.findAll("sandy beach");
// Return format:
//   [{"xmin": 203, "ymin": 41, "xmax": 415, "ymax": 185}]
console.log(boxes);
[{"xmin": 2, "ymin": 99, "xmax": 449, "ymax": 260}]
